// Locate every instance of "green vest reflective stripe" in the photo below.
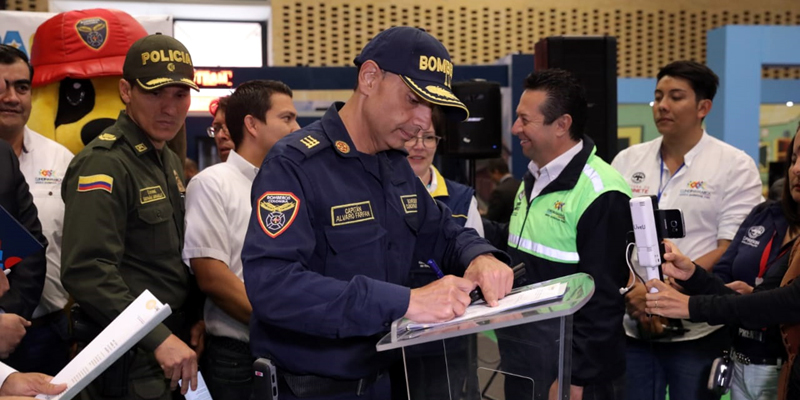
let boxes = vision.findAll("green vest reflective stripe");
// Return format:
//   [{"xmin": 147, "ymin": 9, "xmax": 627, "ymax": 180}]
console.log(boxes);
[{"xmin": 508, "ymin": 149, "xmax": 632, "ymax": 264}]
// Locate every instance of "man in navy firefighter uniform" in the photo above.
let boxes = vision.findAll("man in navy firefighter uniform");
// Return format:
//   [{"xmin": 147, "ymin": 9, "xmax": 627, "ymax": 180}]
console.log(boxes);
[{"xmin": 241, "ymin": 26, "xmax": 514, "ymax": 400}]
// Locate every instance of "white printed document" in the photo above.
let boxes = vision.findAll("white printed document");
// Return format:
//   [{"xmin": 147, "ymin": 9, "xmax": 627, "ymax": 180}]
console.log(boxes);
[
  {"xmin": 407, "ymin": 282, "xmax": 568, "ymax": 330},
  {"xmin": 37, "ymin": 290, "xmax": 172, "ymax": 400}
]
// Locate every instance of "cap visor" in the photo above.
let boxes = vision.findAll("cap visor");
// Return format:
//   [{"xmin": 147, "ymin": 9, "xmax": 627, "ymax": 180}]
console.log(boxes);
[
  {"xmin": 399, "ymin": 75, "xmax": 469, "ymax": 121},
  {"xmin": 136, "ymin": 77, "xmax": 200, "ymax": 91},
  {"xmin": 33, "ymin": 55, "xmax": 126, "ymax": 87}
]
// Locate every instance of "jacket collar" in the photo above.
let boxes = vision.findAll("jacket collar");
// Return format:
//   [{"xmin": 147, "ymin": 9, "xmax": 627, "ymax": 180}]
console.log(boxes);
[{"xmin": 524, "ymin": 135, "xmax": 596, "ymax": 200}]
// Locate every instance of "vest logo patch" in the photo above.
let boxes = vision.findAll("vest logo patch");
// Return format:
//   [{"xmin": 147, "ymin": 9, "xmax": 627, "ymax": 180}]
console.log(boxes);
[
  {"xmin": 258, "ymin": 192, "xmax": 300, "ymax": 238},
  {"xmin": 631, "ymin": 172, "xmax": 645, "ymax": 183},
  {"xmin": 545, "ymin": 200, "xmax": 567, "ymax": 223},
  {"xmin": 400, "ymin": 195, "xmax": 417, "ymax": 214},
  {"xmin": 139, "ymin": 186, "xmax": 166, "ymax": 204},
  {"xmin": 331, "ymin": 201, "xmax": 374, "ymax": 226},
  {"xmin": 743, "ymin": 225, "xmax": 765, "ymax": 248}
]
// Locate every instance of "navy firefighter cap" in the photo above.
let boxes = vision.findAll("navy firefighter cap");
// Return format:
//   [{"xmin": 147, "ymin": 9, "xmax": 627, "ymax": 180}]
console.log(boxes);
[{"xmin": 354, "ymin": 26, "xmax": 469, "ymax": 121}]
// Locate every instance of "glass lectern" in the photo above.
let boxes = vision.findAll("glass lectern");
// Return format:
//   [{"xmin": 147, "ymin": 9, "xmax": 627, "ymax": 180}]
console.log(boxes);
[{"xmin": 376, "ymin": 272, "xmax": 595, "ymax": 400}]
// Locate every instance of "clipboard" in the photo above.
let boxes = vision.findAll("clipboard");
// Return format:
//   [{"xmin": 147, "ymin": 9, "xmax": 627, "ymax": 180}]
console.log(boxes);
[{"xmin": 0, "ymin": 204, "xmax": 44, "ymax": 271}]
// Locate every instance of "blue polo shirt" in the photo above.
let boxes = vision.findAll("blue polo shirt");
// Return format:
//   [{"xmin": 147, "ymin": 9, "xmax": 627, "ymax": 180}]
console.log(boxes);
[{"xmin": 241, "ymin": 103, "xmax": 505, "ymax": 379}]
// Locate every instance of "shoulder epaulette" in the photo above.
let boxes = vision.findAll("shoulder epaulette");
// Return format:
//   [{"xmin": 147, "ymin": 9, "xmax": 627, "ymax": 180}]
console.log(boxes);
[
  {"xmin": 87, "ymin": 132, "xmax": 121, "ymax": 150},
  {"xmin": 286, "ymin": 132, "xmax": 329, "ymax": 159}
]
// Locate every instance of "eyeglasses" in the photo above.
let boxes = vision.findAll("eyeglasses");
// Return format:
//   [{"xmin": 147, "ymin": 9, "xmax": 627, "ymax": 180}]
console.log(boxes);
[
  {"xmin": 206, "ymin": 125, "xmax": 227, "ymax": 138},
  {"xmin": 405, "ymin": 135, "xmax": 442, "ymax": 149}
]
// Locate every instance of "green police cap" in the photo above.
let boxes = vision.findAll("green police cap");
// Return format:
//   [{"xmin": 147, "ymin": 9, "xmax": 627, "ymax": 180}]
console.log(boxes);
[{"xmin": 123, "ymin": 33, "xmax": 199, "ymax": 91}]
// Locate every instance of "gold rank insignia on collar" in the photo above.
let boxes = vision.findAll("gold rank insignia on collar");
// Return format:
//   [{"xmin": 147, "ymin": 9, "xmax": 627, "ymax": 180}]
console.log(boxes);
[
  {"xmin": 300, "ymin": 135, "xmax": 320, "ymax": 149},
  {"xmin": 98, "ymin": 133, "xmax": 117, "ymax": 141},
  {"xmin": 173, "ymin": 169, "xmax": 186, "ymax": 193},
  {"xmin": 135, "ymin": 143, "xmax": 148, "ymax": 153},
  {"xmin": 335, "ymin": 140, "xmax": 350, "ymax": 154}
]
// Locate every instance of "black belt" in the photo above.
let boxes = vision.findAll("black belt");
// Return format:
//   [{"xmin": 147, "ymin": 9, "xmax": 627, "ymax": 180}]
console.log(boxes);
[
  {"xmin": 731, "ymin": 350, "xmax": 783, "ymax": 366},
  {"xmin": 30, "ymin": 310, "xmax": 66, "ymax": 328},
  {"xmin": 278, "ymin": 369, "xmax": 384, "ymax": 398},
  {"xmin": 207, "ymin": 335, "xmax": 251, "ymax": 355}
]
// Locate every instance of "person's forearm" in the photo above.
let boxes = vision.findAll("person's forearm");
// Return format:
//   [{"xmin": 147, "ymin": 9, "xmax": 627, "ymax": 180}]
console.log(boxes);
[
  {"xmin": 693, "ymin": 240, "xmax": 731, "ymax": 271},
  {"xmin": 192, "ymin": 259, "xmax": 251, "ymax": 325}
]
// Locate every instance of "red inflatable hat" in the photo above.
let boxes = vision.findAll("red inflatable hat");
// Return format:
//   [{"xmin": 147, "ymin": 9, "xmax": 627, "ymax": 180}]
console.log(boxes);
[{"xmin": 30, "ymin": 8, "xmax": 148, "ymax": 87}]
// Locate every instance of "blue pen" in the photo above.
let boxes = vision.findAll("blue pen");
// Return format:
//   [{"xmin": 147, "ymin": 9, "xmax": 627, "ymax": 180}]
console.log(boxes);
[{"xmin": 426, "ymin": 259, "xmax": 444, "ymax": 279}]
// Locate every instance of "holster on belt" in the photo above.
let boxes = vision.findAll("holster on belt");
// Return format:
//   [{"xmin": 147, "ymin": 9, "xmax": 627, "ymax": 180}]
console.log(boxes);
[
  {"xmin": 70, "ymin": 304, "xmax": 134, "ymax": 397},
  {"xmin": 777, "ymin": 240, "xmax": 800, "ymax": 400}
]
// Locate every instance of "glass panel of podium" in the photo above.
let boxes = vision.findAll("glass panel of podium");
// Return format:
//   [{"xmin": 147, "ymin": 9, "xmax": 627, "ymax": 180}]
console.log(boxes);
[{"xmin": 377, "ymin": 273, "xmax": 595, "ymax": 400}]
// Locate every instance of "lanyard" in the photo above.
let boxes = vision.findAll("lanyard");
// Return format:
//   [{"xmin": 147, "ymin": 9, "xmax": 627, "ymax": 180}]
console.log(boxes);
[
  {"xmin": 758, "ymin": 232, "xmax": 792, "ymax": 279},
  {"xmin": 658, "ymin": 157, "xmax": 684, "ymax": 203}
]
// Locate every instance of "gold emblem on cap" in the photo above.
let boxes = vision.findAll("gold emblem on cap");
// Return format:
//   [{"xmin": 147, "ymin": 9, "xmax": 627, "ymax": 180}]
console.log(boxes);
[
  {"xmin": 335, "ymin": 141, "xmax": 350, "ymax": 154},
  {"xmin": 167, "ymin": 63, "xmax": 175, "ymax": 72},
  {"xmin": 425, "ymin": 85, "xmax": 459, "ymax": 101},
  {"xmin": 98, "ymin": 133, "xmax": 116, "ymax": 141},
  {"xmin": 135, "ymin": 143, "xmax": 148, "ymax": 153}
]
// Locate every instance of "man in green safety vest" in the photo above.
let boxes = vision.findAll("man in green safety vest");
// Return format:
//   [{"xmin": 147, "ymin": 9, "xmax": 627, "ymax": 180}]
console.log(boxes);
[{"xmin": 496, "ymin": 69, "xmax": 633, "ymax": 400}]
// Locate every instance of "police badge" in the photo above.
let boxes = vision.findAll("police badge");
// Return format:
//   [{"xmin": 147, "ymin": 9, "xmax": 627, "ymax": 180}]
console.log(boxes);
[
  {"xmin": 76, "ymin": 18, "xmax": 108, "ymax": 50},
  {"xmin": 257, "ymin": 192, "xmax": 300, "ymax": 238}
]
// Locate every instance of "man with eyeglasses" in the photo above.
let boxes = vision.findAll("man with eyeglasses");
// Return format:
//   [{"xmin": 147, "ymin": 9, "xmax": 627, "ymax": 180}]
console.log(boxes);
[{"xmin": 207, "ymin": 96, "xmax": 233, "ymax": 162}]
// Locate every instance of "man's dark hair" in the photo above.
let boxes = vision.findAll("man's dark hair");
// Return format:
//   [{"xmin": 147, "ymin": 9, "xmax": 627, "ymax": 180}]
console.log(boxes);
[
  {"xmin": 217, "ymin": 96, "xmax": 229, "ymax": 114},
  {"xmin": 657, "ymin": 60, "xmax": 719, "ymax": 102},
  {"xmin": 486, "ymin": 158, "xmax": 509, "ymax": 175},
  {"xmin": 782, "ymin": 124, "xmax": 800, "ymax": 229},
  {"xmin": 226, "ymin": 80, "xmax": 293, "ymax": 150},
  {"xmin": 523, "ymin": 69, "xmax": 588, "ymax": 141},
  {"xmin": 0, "ymin": 44, "xmax": 33, "ymax": 80}
]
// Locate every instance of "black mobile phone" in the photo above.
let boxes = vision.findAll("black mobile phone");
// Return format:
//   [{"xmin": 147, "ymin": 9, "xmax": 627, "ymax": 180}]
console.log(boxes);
[
  {"xmin": 253, "ymin": 358, "xmax": 278, "ymax": 400},
  {"xmin": 657, "ymin": 209, "xmax": 686, "ymax": 239}
]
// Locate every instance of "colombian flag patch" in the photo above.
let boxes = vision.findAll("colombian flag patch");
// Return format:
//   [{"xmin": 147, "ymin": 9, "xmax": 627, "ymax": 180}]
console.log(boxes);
[{"xmin": 77, "ymin": 174, "xmax": 113, "ymax": 193}]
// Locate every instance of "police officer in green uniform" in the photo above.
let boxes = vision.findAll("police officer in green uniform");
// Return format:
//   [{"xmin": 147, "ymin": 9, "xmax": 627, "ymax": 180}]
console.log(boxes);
[{"xmin": 61, "ymin": 34, "xmax": 203, "ymax": 400}]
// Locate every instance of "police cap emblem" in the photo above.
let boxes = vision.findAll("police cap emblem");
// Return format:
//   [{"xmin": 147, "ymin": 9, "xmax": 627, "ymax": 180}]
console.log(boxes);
[{"xmin": 258, "ymin": 192, "xmax": 300, "ymax": 238}]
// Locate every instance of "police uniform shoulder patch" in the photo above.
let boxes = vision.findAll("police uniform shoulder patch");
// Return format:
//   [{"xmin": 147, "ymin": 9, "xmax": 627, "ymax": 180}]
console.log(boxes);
[
  {"xmin": 98, "ymin": 133, "xmax": 117, "ymax": 141},
  {"xmin": 258, "ymin": 192, "xmax": 301, "ymax": 238},
  {"xmin": 287, "ymin": 132, "xmax": 329, "ymax": 159},
  {"xmin": 77, "ymin": 174, "xmax": 113, "ymax": 193}
]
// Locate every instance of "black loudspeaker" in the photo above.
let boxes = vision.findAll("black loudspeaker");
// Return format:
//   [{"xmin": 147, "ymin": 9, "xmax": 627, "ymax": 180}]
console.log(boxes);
[
  {"xmin": 440, "ymin": 80, "xmax": 502, "ymax": 159},
  {"xmin": 534, "ymin": 36, "xmax": 618, "ymax": 163}
]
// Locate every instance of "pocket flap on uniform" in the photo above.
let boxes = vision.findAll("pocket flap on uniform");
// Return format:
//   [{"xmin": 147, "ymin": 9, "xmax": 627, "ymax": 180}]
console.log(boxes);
[
  {"xmin": 137, "ymin": 202, "xmax": 174, "ymax": 225},
  {"xmin": 324, "ymin": 223, "xmax": 387, "ymax": 254}
]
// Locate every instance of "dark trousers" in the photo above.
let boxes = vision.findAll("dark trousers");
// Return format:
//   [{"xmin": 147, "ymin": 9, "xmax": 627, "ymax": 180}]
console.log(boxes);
[
  {"xmin": 625, "ymin": 327, "xmax": 731, "ymax": 400},
  {"xmin": 5, "ymin": 310, "xmax": 69, "ymax": 376},
  {"xmin": 390, "ymin": 337, "xmax": 480, "ymax": 400},
  {"xmin": 202, "ymin": 335, "xmax": 254, "ymax": 400},
  {"xmin": 78, "ymin": 347, "xmax": 170, "ymax": 400},
  {"xmin": 269, "ymin": 374, "xmax": 390, "ymax": 400}
]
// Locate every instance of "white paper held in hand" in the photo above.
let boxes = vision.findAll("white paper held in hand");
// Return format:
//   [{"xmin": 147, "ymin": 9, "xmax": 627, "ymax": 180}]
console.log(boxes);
[
  {"xmin": 179, "ymin": 371, "xmax": 213, "ymax": 400},
  {"xmin": 36, "ymin": 290, "xmax": 172, "ymax": 400}
]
